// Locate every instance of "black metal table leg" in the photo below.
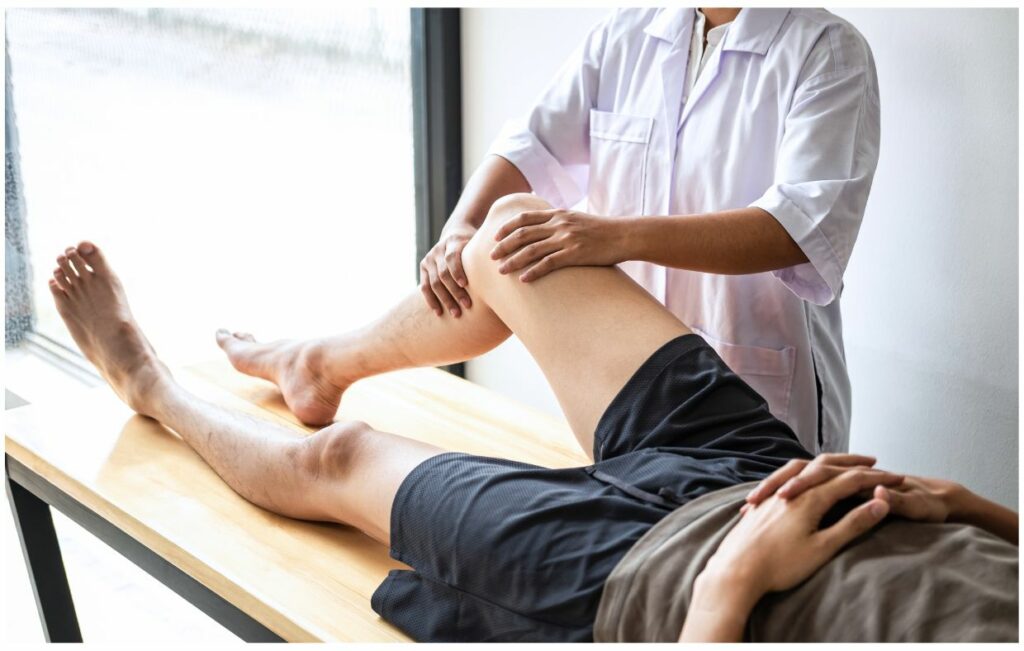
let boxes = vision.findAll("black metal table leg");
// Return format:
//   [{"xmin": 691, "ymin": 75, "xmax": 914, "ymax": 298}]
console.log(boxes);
[
  {"xmin": 5, "ymin": 455, "xmax": 284, "ymax": 642},
  {"xmin": 6, "ymin": 473, "xmax": 83, "ymax": 642}
]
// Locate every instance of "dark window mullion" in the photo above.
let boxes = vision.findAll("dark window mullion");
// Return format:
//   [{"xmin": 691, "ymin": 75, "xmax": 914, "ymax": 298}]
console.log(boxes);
[{"xmin": 410, "ymin": 8, "xmax": 464, "ymax": 377}]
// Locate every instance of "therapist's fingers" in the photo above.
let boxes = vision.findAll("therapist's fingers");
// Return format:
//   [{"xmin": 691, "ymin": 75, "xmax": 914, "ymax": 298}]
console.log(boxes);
[
  {"xmin": 437, "ymin": 264, "xmax": 469, "ymax": 317},
  {"xmin": 425, "ymin": 259, "xmax": 460, "ymax": 317},
  {"xmin": 494, "ymin": 210, "xmax": 555, "ymax": 241},
  {"xmin": 445, "ymin": 239, "xmax": 471, "ymax": 293},
  {"xmin": 419, "ymin": 262, "xmax": 444, "ymax": 316},
  {"xmin": 519, "ymin": 251, "xmax": 572, "ymax": 282},
  {"xmin": 498, "ymin": 239, "xmax": 562, "ymax": 274},
  {"xmin": 491, "ymin": 224, "xmax": 553, "ymax": 260},
  {"xmin": 746, "ymin": 459, "xmax": 810, "ymax": 504}
]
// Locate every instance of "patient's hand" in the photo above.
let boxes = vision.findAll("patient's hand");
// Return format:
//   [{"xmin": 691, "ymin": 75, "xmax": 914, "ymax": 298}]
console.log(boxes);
[
  {"xmin": 872, "ymin": 475, "xmax": 959, "ymax": 523},
  {"xmin": 743, "ymin": 453, "xmax": 905, "ymax": 510},
  {"xmin": 680, "ymin": 469, "xmax": 891, "ymax": 642},
  {"xmin": 745, "ymin": 453, "xmax": 1017, "ymax": 545},
  {"xmin": 881, "ymin": 475, "xmax": 1018, "ymax": 545}
]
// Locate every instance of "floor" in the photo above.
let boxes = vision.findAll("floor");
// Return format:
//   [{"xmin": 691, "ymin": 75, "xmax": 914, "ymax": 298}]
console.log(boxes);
[{"xmin": 4, "ymin": 347, "xmax": 239, "ymax": 644}]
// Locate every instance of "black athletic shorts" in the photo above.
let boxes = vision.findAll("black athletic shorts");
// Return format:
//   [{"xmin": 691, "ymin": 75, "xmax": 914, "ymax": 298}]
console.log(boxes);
[{"xmin": 370, "ymin": 334, "xmax": 813, "ymax": 642}]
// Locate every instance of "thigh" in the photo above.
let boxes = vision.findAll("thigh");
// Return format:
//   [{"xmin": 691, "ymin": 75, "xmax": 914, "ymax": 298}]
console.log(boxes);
[
  {"xmin": 374, "ymin": 452, "xmax": 667, "ymax": 641},
  {"xmin": 463, "ymin": 194, "xmax": 690, "ymax": 455}
]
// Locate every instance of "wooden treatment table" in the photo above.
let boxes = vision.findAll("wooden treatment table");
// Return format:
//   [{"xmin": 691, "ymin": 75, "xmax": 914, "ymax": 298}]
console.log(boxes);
[{"xmin": 5, "ymin": 360, "xmax": 587, "ymax": 642}]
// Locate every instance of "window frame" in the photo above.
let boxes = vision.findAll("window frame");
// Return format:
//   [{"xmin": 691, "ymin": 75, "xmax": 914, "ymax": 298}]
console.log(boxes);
[{"xmin": 410, "ymin": 8, "xmax": 464, "ymax": 377}]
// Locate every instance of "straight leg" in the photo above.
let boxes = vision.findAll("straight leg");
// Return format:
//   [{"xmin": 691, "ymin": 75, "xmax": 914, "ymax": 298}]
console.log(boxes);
[
  {"xmin": 5, "ymin": 471, "xmax": 82, "ymax": 642},
  {"xmin": 46, "ymin": 242, "xmax": 442, "ymax": 546},
  {"xmin": 149, "ymin": 387, "xmax": 442, "ymax": 545}
]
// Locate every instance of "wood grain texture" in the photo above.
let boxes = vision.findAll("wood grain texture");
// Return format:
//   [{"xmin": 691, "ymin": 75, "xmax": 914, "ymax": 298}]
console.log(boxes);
[{"xmin": 5, "ymin": 361, "xmax": 587, "ymax": 641}]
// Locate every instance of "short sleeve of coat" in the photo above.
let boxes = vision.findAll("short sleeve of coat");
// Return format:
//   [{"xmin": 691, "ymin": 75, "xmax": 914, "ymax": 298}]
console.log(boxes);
[
  {"xmin": 750, "ymin": 22, "xmax": 881, "ymax": 305},
  {"xmin": 486, "ymin": 13, "xmax": 613, "ymax": 209}
]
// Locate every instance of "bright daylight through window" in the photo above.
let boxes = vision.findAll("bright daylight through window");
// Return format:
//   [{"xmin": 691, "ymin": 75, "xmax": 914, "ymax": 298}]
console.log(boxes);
[{"xmin": 7, "ymin": 8, "xmax": 415, "ymax": 370}]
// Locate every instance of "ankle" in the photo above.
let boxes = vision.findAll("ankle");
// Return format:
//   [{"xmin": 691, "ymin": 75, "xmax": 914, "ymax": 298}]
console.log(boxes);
[
  {"xmin": 300, "ymin": 338, "xmax": 346, "ymax": 389},
  {"xmin": 128, "ymin": 370, "xmax": 177, "ymax": 421},
  {"xmin": 310, "ymin": 335, "xmax": 363, "ymax": 390}
]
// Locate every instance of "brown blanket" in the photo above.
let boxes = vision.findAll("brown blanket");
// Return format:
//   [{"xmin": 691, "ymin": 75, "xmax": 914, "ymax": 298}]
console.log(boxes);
[{"xmin": 594, "ymin": 482, "xmax": 1018, "ymax": 642}]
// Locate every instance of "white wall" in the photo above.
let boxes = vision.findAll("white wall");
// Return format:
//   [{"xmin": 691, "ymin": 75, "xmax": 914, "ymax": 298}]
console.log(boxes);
[{"xmin": 461, "ymin": 9, "xmax": 1019, "ymax": 508}]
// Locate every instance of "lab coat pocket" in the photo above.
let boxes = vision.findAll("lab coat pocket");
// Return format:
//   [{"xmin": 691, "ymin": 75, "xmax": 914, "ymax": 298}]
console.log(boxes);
[
  {"xmin": 588, "ymin": 109, "xmax": 653, "ymax": 217},
  {"xmin": 691, "ymin": 327, "xmax": 797, "ymax": 422}
]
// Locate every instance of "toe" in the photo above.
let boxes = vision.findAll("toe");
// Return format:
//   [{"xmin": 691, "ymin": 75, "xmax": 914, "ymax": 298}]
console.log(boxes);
[
  {"xmin": 67, "ymin": 248, "xmax": 90, "ymax": 279},
  {"xmin": 57, "ymin": 255, "xmax": 76, "ymax": 285},
  {"xmin": 216, "ymin": 329, "xmax": 254, "ymax": 350},
  {"xmin": 48, "ymin": 278, "xmax": 64, "ymax": 297},
  {"xmin": 77, "ymin": 240, "xmax": 108, "ymax": 275},
  {"xmin": 215, "ymin": 328, "xmax": 233, "ymax": 349},
  {"xmin": 216, "ymin": 330, "xmax": 258, "ymax": 350},
  {"xmin": 216, "ymin": 329, "xmax": 271, "ymax": 378},
  {"xmin": 53, "ymin": 268, "xmax": 71, "ymax": 292}
]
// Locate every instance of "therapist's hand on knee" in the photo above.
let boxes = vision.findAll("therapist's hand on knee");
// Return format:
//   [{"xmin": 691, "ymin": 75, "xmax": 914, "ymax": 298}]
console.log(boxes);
[
  {"xmin": 489, "ymin": 209, "xmax": 625, "ymax": 282},
  {"xmin": 420, "ymin": 226, "xmax": 475, "ymax": 318}
]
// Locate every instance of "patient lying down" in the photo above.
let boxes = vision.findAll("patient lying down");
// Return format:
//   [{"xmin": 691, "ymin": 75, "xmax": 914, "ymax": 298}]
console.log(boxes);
[{"xmin": 46, "ymin": 231, "xmax": 1017, "ymax": 642}]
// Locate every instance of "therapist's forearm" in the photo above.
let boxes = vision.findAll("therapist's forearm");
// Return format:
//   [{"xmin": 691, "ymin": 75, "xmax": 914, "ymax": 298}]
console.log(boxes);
[
  {"xmin": 623, "ymin": 208, "xmax": 809, "ymax": 275},
  {"xmin": 445, "ymin": 155, "xmax": 531, "ymax": 233}
]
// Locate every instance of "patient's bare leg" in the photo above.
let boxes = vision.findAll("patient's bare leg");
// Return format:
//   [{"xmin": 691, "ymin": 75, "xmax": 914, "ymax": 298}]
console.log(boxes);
[
  {"xmin": 216, "ymin": 290, "xmax": 512, "ymax": 426},
  {"xmin": 220, "ymin": 194, "xmax": 689, "ymax": 452},
  {"xmin": 48, "ymin": 242, "xmax": 440, "ymax": 544}
]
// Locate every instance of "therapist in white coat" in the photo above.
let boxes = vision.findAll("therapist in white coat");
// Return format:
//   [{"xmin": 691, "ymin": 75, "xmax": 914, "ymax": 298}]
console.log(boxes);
[{"xmin": 418, "ymin": 7, "xmax": 880, "ymax": 454}]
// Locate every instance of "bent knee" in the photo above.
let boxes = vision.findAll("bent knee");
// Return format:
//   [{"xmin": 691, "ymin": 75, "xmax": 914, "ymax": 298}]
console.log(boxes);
[
  {"xmin": 463, "ymin": 192, "xmax": 551, "ymax": 285},
  {"xmin": 302, "ymin": 420, "xmax": 374, "ymax": 481},
  {"xmin": 482, "ymin": 192, "xmax": 550, "ymax": 235}
]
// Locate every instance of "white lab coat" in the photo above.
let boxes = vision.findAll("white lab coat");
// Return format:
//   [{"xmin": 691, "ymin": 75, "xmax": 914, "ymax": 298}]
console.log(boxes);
[{"xmin": 489, "ymin": 8, "xmax": 880, "ymax": 453}]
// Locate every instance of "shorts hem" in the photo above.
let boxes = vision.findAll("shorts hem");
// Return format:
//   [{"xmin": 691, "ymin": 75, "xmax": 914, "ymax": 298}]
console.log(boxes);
[{"xmin": 388, "ymin": 451, "xmax": 469, "ymax": 565}]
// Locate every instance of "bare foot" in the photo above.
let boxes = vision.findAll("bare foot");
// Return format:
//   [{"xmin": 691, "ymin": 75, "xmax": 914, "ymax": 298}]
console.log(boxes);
[
  {"xmin": 215, "ymin": 332, "xmax": 346, "ymax": 426},
  {"xmin": 48, "ymin": 242, "xmax": 172, "ymax": 419}
]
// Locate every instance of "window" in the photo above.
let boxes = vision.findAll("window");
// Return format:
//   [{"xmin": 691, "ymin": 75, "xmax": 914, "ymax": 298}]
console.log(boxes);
[{"xmin": 6, "ymin": 8, "xmax": 416, "ymax": 370}]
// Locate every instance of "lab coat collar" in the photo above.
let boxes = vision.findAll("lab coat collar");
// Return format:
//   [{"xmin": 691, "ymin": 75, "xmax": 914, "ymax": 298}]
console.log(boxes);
[
  {"xmin": 643, "ymin": 8, "xmax": 692, "ymax": 44},
  {"xmin": 721, "ymin": 8, "xmax": 790, "ymax": 55},
  {"xmin": 644, "ymin": 8, "xmax": 790, "ymax": 56}
]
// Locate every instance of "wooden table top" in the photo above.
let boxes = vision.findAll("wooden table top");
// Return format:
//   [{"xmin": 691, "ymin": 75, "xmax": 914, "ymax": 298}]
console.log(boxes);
[{"xmin": 5, "ymin": 360, "xmax": 586, "ymax": 642}]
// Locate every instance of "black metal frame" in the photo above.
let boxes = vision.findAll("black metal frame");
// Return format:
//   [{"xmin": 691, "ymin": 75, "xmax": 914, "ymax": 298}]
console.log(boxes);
[
  {"xmin": 5, "ymin": 455, "xmax": 284, "ymax": 642},
  {"xmin": 411, "ymin": 8, "xmax": 465, "ymax": 378}
]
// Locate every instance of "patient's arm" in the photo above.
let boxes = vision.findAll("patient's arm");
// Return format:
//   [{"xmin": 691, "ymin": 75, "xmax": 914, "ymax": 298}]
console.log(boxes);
[
  {"xmin": 679, "ymin": 469, "xmax": 893, "ymax": 642},
  {"xmin": 920, "ymin": 479, "xmax": 1018, "ymax": 545},
  {"xmin": 745, "ymin": 455, "xmax": 1019, "ymax": 545}
]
